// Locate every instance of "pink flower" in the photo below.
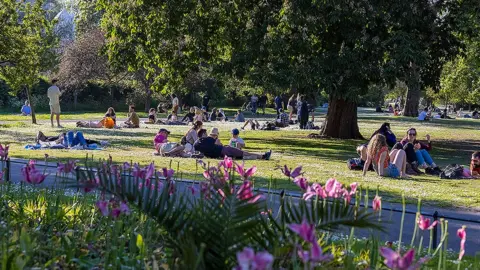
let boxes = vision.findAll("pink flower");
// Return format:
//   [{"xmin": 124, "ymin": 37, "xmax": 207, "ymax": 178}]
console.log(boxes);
[
  {"xmin": 417, "ymin": 215, "xmax": 438, "ymax": 230},
  {"xmin": 162, "ymin": 168, "xmax": 175, "ymax": 179},
  {"xmin": 302, "ymin": 183, "xmax": 327, "ymax": 201},
  {"xmin": 288, "ymin": 219, "xmax": 316, "ymax": 243},
  {"xmin": 21, "ymin": 164, "xmax": 48, "ymax": 184},
  {"xmin": 379, "ymin": 247, "xmax": 426, "ymax": 270},
  {"xmin": 281, "ymin": 165, "xmax": 303, "ymax": 178},
  {"xmin": 457, "ymin": 226, "xmax": 466, "ymax": 260},
  {"xmin": 234, "ymin": 247, "xmax": 274, "ymax": 270},
  {"xmin": 145, "ymin": 162, "xmax": 155, "ymax": 180},
  {"xmin": 373, "ymin": 196, "xmax": 382, "ymax": 212},
  {"xmin": 96, "ymin": 200, "xmax": 110, "ymax": 216},
  {"xmin": 119, "ymin": 201, "xmax": 130, "ymax": 215},
  {"xmin": 237, "ymin": 180, "xmax": 262, "ymax": 203},
  {"xmin": 235, "ymin": 162, "xmax": 257, "ymax": 180},
  {"xmin": 310, "ymin": 242, "xmax": 333, "ymax": 263},
  {"xmin": 349, "ymin": 182, "xmax": 358, "ymax": 195},
  {"xmin": 132, "ymin": 163, "xmax": 146, "ymax": 179},
  {"xmin": 0, "ymin": 144, "xmax": 9, "ymax": 160},
  {"xmin": 222, "ymin": 156, "xmax": 233, "ymax": 169},
  {"xmin": 324, "ymin": 178, "xmax": 343, "ymax": 198},
  {"xmin": 260, "ymin": 209, "xmax": 272, "ymax": 216},
  {"xmin": 293, "ymin": 177, "xmax": 308, "ymax": 190},
  {"xmin": 57, "ymin": 160, "xmax": 76, "ymax": 174},
  {"xmin": 111, "ymin": 208, "xmax": 121, "ymax": 218}
]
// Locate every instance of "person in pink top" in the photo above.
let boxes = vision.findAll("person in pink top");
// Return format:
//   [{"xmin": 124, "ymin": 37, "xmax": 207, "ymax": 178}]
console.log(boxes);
[{"xmin": 153, "ymin": 128, "xmax": 188, "ymax": 157}]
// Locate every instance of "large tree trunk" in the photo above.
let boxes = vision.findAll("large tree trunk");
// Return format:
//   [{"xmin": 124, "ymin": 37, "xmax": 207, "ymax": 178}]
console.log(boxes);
[
  {"xmin": 144, "ymin": 89, "xmax": 152, "ymax": 112},
  {"xmin": 320, "ymin": 96, "xmax": 363, "ymax": 139},
  {"xmin": 403, "ymin": 63, "xmax": 421, "ymax": 117},
  {"xmin": 25, "ymin": 86, "xmax": 37, "ymax": 124}
]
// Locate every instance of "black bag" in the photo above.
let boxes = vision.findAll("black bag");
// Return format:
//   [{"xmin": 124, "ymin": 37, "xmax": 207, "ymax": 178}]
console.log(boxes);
[
  {"xmin": 180, "ymin": 136, "xmax": 187, "ymax": 145},
  {"xmin": 439, "ymin": 164, "xmax": 463, "ymax": 179}
]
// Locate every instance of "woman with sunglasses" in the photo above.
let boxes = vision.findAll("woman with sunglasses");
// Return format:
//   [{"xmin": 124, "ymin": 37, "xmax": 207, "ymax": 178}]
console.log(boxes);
[{"xmin": 395, "ymin": 128, "xmax": 441, "ymax": 174}]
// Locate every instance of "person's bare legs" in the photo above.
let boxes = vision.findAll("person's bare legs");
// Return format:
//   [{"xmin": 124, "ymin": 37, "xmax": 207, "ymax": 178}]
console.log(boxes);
[
  {"xmin": 390, "ymin": 149, "xmax": 407, "ymax": 177},
  {"xmin": 242, "ymin": 120, "xmax": 253, "ymax": 129},
  {"xmin": 165, "ymin": 145, "xmax": 186, "ymax": 157},
  {"xmin": 242, "ymin": 150, "xmax": 263, "ymax": 160},
  {"xmin": 50, "ymin": 112, "xmax": 54, "ymax": 127},
  {"xmin": 56, "ymin": 113, "xmax": 61, "ymax": 127}
]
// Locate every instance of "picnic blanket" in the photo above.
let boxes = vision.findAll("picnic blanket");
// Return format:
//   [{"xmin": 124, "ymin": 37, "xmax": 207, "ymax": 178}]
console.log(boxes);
[{"xmin": 24, "ymin": 143, "xmax": 104, "ymax": 151}]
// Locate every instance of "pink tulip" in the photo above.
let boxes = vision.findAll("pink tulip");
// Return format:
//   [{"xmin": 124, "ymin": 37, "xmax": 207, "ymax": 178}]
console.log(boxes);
[
  {"xmin": 373, "ymin": 196, "xmax": 382, "ymax": 212},
  {"xmin": 237, "ymin": 180, "xmax": 262, "ymax": 203},
  {"xmin": 57, "ymin": 160, "xmax": 76, "ymax": 174},
  {"xmin": 235, "ymin": 162, "xmax": 257, "ymax": 179},
  {"xmin": 96, "ymin": 200, "xmax": 110, "ymax": 216},
  {"xmin": 324, "ymin": 178, "xmax": 343, "ymax": 198},
  {"xmin": 119, "ymin": 201, "xmax": 130, "ymax": 215},
  {"xmin": 349, "ymin": 182, "xmax": 358, "ymax": 195},
  {"xmin": 132, "ymin": 163, "xmax": 146, "ymax": 179},
  {"xmin": 162, "ymin": 168, "xmax": 175, "ymax": 179},
  {"xmin": 310, "ymin": 241, "xmax": 333, "ymax": 263},
  {"xmin": 457, "ymin": 226, "xmax": 466, "ymax": 260},
  {"xmin": 293, "ymin": 177, "xmax": 308, "ymax": 190},
  {"xmin": 0, "ymin": 144, "xmax": 9, "ymax": 160},
  {"xmin": 222, "ymin": 156, "xmax": 233, "ymax": 169},
  {"xmin": 234, "ymin": 247, "xmax": 273, "ymax": 270},
  {"xmin": 417, "ymin": 215, "xmax": 438, "ymax": 230},
  {"xmin": 288, "ymin": 219, "xmax": 316, "ymax": 243},
  {"xmin": 22, "ymin": 164, "xmax": 48, "ymax": 185},
  {"xmin": 379, "ymin": 247, "xmax": 427, "ymax": 270},
  {"xmin": 145, "ymin": 163, "xmax": 155, "ymax": 180},
  {"xmin": 281, "ymin": 165, "xmax": 303, "ymax": 178},
  {"xmin": 302, "ymin": 183, "xmax": 327, "ymax": 201}
]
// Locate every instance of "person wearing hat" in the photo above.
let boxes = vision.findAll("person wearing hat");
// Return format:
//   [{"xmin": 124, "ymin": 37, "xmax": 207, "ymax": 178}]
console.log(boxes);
[
  {"xmin": 194, "ymin": 127, "xmax": 272, "ymax": 160},
  {"xmin": 228, "ymin": 128, "xmax": 245, "ymax": 149}
]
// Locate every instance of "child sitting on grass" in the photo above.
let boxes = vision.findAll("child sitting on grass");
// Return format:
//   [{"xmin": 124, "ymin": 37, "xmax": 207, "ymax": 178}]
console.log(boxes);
[{"xmin": 228, "ymin": 128, "xmax": 245, "ymax": 149}]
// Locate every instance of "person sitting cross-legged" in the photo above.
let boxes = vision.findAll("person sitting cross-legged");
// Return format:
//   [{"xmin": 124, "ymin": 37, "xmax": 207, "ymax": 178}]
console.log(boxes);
[{"xmin": 123, "ymin": 105, "xmax": 140, "ymax": 128}]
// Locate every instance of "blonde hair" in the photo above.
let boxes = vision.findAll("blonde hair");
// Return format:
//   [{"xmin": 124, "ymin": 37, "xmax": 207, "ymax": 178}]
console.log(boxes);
[
  {"xmin": 367, "ymin": 134, "xmax": 387, "ymax": 160},
  {"xmin": 195, "ymin": 107, "xmax": 202, "ymax": 115}
]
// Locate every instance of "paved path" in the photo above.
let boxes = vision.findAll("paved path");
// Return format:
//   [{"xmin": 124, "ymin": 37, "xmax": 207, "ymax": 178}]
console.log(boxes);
[{"xmin": 5, "ymin": 158, "xmax": 480, "ymax": 255}]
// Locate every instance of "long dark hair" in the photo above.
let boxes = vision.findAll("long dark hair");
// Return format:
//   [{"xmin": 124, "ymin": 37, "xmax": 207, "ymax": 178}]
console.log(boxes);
[
  {"xmin": 370, "ymin": 122, "xmax": 390, "ymax": 140},
  {"xmin": 197, "ymin": 128, "xmax": 207, "ymax": 138},
  {"xmin": 186, "ymin": 121, "xmax": 203, "ymax": 136}
]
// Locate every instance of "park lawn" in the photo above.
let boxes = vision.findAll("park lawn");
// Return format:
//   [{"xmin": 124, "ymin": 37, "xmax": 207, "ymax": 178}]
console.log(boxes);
[{"xmin": 0, "ymin": 108, "xmax": 479, "ymax": 209}]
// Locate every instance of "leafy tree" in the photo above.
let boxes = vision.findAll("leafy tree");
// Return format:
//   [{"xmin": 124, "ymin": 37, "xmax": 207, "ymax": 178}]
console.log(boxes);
[{"xmin": 0, "ymin": 0, "xmax": 58, "ymax": 124}]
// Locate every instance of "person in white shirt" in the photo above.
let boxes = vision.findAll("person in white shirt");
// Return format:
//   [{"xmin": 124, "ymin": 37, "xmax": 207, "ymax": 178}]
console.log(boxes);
[
  {"xmin": 47, "ymin": 79, "xmax": 62, "ymax": 128},
  {"xmin": 229, "ymin": 128, "xmax": 245, "ymax": 149},
  {"xmin": 171, "ymin": 94, "xmax": 179, "ymax": 114},
  {"xmin": 418, "ymin": 108, "xmax": 429, "ymax": 121}
]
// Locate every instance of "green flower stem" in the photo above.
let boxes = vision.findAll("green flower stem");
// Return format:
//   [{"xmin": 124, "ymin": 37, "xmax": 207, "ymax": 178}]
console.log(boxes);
[
  {"xmin": 398, "ymin": 193, "xmax": 405, "ymax": 252},
  {"xmin": 428, "ymin": 229, "xmax": 433, "ymax": 254}
]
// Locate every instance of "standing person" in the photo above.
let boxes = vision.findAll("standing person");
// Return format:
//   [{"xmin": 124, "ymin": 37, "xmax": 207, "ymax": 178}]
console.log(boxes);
[
  {"xmin": 274, "ymin": 95, "xmax": 283, "ymax": 117},
  {"xmin": 298, "ymin": 96, "xmax": 309, "ymax": 129},
  {"xmin": 202, "ymin": 93, "xmax": 210, "ymax": 112},
  {"xmin": 47, "ymin": 79, "xmax": 62, "ymax": 128},
  {"xmin": 171, "ymin": 94, "xmax": 179, "ymax": 114},
  {"xmin": 258, "ymin": 94, "xmax": 268, "ymax": 115},
  {"xmin": 21, "ymin": 100, "xmax": 31, "ymax": 116},
  {"xmin": 251, "ymin": 94, "xmax": 259, "ymax": 115},
  {"xmin": 287, "ymin": 94, "xmax": 296, "ymax": 121}
]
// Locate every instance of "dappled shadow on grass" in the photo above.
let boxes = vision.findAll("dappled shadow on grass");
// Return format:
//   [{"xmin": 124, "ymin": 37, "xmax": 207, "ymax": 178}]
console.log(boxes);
[
  {"xmin": 359, "ymin": 115, "xmax": 480, "ymax": 131},
  {"xmin": 245, "ymin": 136, "xmax": 363, "ymax": 163},
  {"xmin": 430, "ymin": 139, "xmax": 480, "ymax": 166}
]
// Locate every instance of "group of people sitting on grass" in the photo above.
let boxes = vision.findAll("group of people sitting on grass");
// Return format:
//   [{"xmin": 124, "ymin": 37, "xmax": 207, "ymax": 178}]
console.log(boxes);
[
  {"xmin": 145, "ymin": 106, "xmax": 230, "ymax": 125},
  {"xmin": 152, "ymin": 121, "xmax": 272, "ymax": 160},
  {"xmin": 353, "ymin": 122, "xmax": 479, "ymax": 179}
]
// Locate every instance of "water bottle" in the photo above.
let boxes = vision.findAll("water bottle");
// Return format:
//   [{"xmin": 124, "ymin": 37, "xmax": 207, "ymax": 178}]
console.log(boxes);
[{"xmin": 231, "ymin": 140, "xmax": 237, "ymax": 148}]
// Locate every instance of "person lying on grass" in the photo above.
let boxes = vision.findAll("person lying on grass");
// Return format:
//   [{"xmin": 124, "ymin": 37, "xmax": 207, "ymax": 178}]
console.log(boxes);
[
  {"xmin": 363, "ymin": 134, "xmax": 408, "ymax": 178},
  {"xmin": 35, "ymin": 131, "xmax": 102, "ymax": 148},
  {"xmin": 194, "ymin": 127, "xmax": 272, "ymax": 160},
  {"xmin": 76, "ymin": 114, "xmax": 116, "ymax": 129}
]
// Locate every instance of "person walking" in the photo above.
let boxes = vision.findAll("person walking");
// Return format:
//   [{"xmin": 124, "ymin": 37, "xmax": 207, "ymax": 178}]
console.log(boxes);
[
  {"xmin": 258, "ymin": 94, "xmax": 268, "ymax": 115},
  {"xmin": 47, "ymin": 79, "xmax": 62, "ymax": 128},
  {"xmin": 250, "ymin": 94, "xmax": 259, "ymax": 115},
  {"xmin": 202, "ymin": 93, "xmax": 210, "ymax": 112}
]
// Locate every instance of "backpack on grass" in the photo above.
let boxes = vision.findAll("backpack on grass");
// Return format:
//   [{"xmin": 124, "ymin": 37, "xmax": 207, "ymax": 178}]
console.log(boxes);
[{"xmin": 439, "ymin": 164, "xmax": 464, "ymax": 179}]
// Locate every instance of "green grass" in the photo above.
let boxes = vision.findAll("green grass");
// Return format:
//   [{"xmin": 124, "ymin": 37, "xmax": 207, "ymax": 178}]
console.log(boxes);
[{"xmin": 1, "ymin": 108, "xmax": 480, "ymax": 209}]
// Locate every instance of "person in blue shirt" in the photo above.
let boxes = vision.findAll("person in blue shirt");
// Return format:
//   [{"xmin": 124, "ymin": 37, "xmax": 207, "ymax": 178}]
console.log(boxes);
[
  {"xmin": 21, "ymin": 100, "xmax": 31, "ymax": 116},
  {"xmin": 274, "ymin": 95, "xmax": 283, "ymax": 117}
]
